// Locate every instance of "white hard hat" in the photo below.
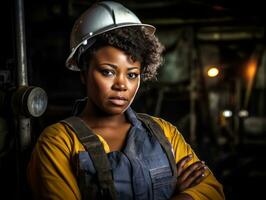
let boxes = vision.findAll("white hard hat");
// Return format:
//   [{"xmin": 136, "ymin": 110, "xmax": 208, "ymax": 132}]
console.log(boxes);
[{"xmin": 66, "ymin": 1, "xmax": 156, "ymax": 71}]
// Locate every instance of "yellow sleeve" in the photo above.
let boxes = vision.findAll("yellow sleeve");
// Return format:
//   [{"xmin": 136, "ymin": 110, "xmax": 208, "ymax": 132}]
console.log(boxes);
[
  {"xmin": 152, "ymin": 117, "xmax": 225, "ymax": 200},
  {"xmin": 27, "ymin": 123, "xmax": 84, "ymax": 200},
  {"xmin": 27, "ymin": 121, "xmax": 112, "ymax": 200}
]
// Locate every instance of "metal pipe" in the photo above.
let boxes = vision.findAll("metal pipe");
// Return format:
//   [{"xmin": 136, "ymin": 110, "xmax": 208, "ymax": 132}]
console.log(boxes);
[
  {"xmin": 15, "ymin": 0, "xmax": 28, "ymax": 86},
  {"xmin": 14, "ymin": 1, "xmax": 31, "ymax": 198},
  {"xmin": 15, "ymin": 0, "xmax": 31, "ymax": 150},
  {"xmin": 18, "ymin": 116, "xmax": 31, "ymax": 150}
]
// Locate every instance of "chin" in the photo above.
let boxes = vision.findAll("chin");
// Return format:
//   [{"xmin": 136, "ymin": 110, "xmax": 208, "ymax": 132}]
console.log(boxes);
[
  {"xmin": 107, "ymin": 107, "xmax": 127, "ymax": 115},
  {"xmin": 103, "ymin": 104, "xmax": 129, "ymax": 115}
]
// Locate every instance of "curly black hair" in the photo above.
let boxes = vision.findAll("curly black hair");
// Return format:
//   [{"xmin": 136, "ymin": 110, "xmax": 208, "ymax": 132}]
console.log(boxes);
[{"xmin": 78, "ymin": 26, "xmax": 164, "ymax": 81}]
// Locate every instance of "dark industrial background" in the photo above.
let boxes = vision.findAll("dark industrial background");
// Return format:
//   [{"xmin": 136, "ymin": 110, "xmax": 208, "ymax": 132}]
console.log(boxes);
[{"xmin": 0, "ymin": 0, "xmax": 265, "ymax": 199}]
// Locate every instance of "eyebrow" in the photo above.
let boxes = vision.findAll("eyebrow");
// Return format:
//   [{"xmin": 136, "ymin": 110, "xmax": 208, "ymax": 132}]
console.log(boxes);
[{"xmin": 100, "ymin": 63, "xmax": 140, "ymax": 71}]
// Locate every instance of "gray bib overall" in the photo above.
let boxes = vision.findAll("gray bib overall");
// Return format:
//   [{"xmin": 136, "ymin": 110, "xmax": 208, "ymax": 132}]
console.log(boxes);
[{"xmin": 62, "ymin": 108, "xmax": 177, "ymax": 200}]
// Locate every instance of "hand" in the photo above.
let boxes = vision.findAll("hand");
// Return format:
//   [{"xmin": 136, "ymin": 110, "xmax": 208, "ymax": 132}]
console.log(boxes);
[{"xmin": 175, "ymin": 154, "xmax": 207, "ymax": 193}]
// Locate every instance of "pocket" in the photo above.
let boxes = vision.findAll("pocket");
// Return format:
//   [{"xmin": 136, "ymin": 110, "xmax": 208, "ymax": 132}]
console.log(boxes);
[{"xmin": 150, "ymin": 166, "xmax": 176, "ymax": 200}]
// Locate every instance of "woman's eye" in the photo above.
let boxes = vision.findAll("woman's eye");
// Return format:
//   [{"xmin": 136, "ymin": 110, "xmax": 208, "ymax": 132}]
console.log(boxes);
[
  {"xmin": 101, "ymin": 69, "xmax": 114, "ymax": 77},
  {"xmin": 128, "ymin": 73, "xmax": 139, "ymax": 79}
]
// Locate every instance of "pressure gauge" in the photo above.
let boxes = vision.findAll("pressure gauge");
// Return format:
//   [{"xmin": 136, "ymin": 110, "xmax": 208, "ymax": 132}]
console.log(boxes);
[
  {"xmin": 12, "ymin": 86, "xmax": 48, "ymax": 117},
  {"xmin": 25, "ymin": 87, "xmax": 48, "ymax": 117}
]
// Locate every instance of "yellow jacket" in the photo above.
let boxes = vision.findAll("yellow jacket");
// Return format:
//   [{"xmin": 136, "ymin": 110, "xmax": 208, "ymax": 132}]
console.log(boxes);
[{"xmin": 27, "ymin": 116, "xmax": 225, "ymax": 200}]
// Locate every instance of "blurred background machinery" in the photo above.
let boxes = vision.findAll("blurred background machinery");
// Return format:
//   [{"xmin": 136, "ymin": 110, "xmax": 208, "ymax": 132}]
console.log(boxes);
[{"xmin": 0, "ymin": 0, "xmax": 265, "ymax": 199}]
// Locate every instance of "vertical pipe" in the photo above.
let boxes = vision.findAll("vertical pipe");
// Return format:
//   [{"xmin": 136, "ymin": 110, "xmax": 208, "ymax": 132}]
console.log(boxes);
[
  {"xmin": 14, "ymin": 1, "xmax": 31, "ymax": 198},
  {"xmin": 15, "ymin": 0, "xmax": 31, "ymax": 150},
  {"xmin": 189, "ymin": 28, "xmax": 197, "ymax": 147},
  {"xmin": 15, "ymin": 0, "xmax": 28, "ymax": 86},
  {"xmin": 234, "ymin": 78, "xmax": 241, "ymax": 145},
  {"xmin": 189, "ymin": 67, "xmax": 197, "ymax": 146}
]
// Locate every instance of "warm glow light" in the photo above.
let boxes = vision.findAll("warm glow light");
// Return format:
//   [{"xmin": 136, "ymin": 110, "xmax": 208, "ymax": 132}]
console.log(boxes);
[
  {"xmin": 246, "ymin": 61, "xmax": 257, "ymax": 80},
  {"xmin": 207, "ymin": 67, "xmax": 219, "ymax": 77}
]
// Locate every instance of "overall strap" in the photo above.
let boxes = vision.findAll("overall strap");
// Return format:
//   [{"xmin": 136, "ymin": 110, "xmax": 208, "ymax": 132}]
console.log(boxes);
[
  {"xmin": 136, "ymin": 113, "xmax": 177, "ymax": 178},
  {"xmin": 61, "ymin": 116, "xmax": 117, "ymax": 200}
]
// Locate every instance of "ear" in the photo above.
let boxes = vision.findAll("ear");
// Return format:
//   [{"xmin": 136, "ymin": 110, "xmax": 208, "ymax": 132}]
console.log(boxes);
[{"xmin": 80, "ymin": 72, "xmax": 86, "ymax": 84}]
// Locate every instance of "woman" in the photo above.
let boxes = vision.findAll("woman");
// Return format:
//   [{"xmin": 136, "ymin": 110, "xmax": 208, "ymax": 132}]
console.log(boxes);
[{"xmin": 27, "ymin": 1, "xmax": 225, "ymax": 200}]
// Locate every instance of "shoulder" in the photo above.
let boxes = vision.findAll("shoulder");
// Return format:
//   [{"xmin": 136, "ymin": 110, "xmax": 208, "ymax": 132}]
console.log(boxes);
[
  {"xmin": 151, "ymin": 116, "xmax": 181, "ymax": 140},
  {"xmin": 37, "ymin": 120, "xmax": 111, "ymax": 153},
  {"xmin": 39, "ymin": 122, "xmax": 72, "ymax": 142},
  {"xmin": 36, "ymin": 122, "xmax": 85, "ymax": 154},
  {"xmin": 137, "ymin": 113, "xmax": 183, "ymax": 142},
  {"xmin": 144, "ymin": 115, "xmax": 198, "ymax": 162},
  {"xmin": 138, "ymin": 114, "xmax": 194, "ymax": 160}
]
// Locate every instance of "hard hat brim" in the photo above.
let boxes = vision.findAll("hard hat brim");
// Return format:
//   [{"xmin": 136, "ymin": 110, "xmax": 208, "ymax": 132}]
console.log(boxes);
[{"xmin": 65, "ymin": 23, "xmax": 155, "ymax": 71}]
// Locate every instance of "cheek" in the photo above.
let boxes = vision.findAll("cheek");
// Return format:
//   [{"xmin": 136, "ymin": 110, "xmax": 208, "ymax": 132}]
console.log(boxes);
[
  {"xmin": 88, "ymin": 73, "xmax": 111, "ymax": 95},
  {"xmin": 129, "ymin": 79, "xmax": 140, "ymax": 96}
]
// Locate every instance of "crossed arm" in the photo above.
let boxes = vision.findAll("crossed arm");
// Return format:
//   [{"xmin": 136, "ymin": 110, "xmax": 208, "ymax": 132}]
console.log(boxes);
[
  {"xmin": 172, "ymin": 155, "xmax": 208, "ymax": 200},
  {"xmin": 153, "ymin": 117, "xmax": 225, "ymax": 200}
]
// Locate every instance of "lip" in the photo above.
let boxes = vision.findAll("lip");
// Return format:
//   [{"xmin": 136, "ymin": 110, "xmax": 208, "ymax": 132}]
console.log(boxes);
[{"xmin": 109, "ymin": 96, "xmax": 128, "ymax": 106}]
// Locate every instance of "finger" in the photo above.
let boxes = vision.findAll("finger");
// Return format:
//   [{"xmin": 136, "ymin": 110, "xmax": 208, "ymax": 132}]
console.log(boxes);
[
  {"xmin": 176, "ymin": 180, "xmax": 191, "ymax": 192},
  {"xmin": 176, "ymin": 155, "xmax": 192, "ymax": 176},
  {"xmin": 178, "ymin": 161, "xmax": 205, "ymax": 182},
  {"xmin": 190, "ymin": 167, "xmax": 208, "ymax": 187},
  {"xmin": 183, "ymin": 165, "xmax": 207, "ymax": 187}
]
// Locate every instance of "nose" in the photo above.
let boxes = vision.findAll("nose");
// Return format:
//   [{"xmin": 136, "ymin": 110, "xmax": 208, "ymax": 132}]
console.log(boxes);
[{"xmin": 112, "ymin": 74, "xmax": 127, "ymax": 91}]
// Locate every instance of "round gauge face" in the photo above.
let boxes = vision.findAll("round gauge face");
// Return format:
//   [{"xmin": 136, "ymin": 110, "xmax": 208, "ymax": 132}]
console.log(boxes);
[{"xmin": 27, "ymin": 87, "xmax": 48, "ymax": 117}]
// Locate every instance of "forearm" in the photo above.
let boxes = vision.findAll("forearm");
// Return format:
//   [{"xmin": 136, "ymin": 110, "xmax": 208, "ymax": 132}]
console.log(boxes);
[{"xmin": 170, "ymin": 193, "xmax": 194, "ymax": 200}]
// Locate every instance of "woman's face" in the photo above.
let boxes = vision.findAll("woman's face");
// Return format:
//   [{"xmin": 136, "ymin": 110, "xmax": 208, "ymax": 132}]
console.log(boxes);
[{"xmin": 83, "ymin": 46, "xmax": 141, "ymax": 115}]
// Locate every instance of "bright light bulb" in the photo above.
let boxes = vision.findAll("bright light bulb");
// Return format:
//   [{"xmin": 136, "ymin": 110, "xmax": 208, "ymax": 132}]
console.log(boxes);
[
  {"xmin": 239, "ymin": 110, "xmax": 249, "ymax": 117},
  {"xmin": 222, "ymin": 110, "xmax": 232, "ymax": 118},
  {"xmin": 207, "ymin": 67, "xmax": 219, "ymax": 77}
]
